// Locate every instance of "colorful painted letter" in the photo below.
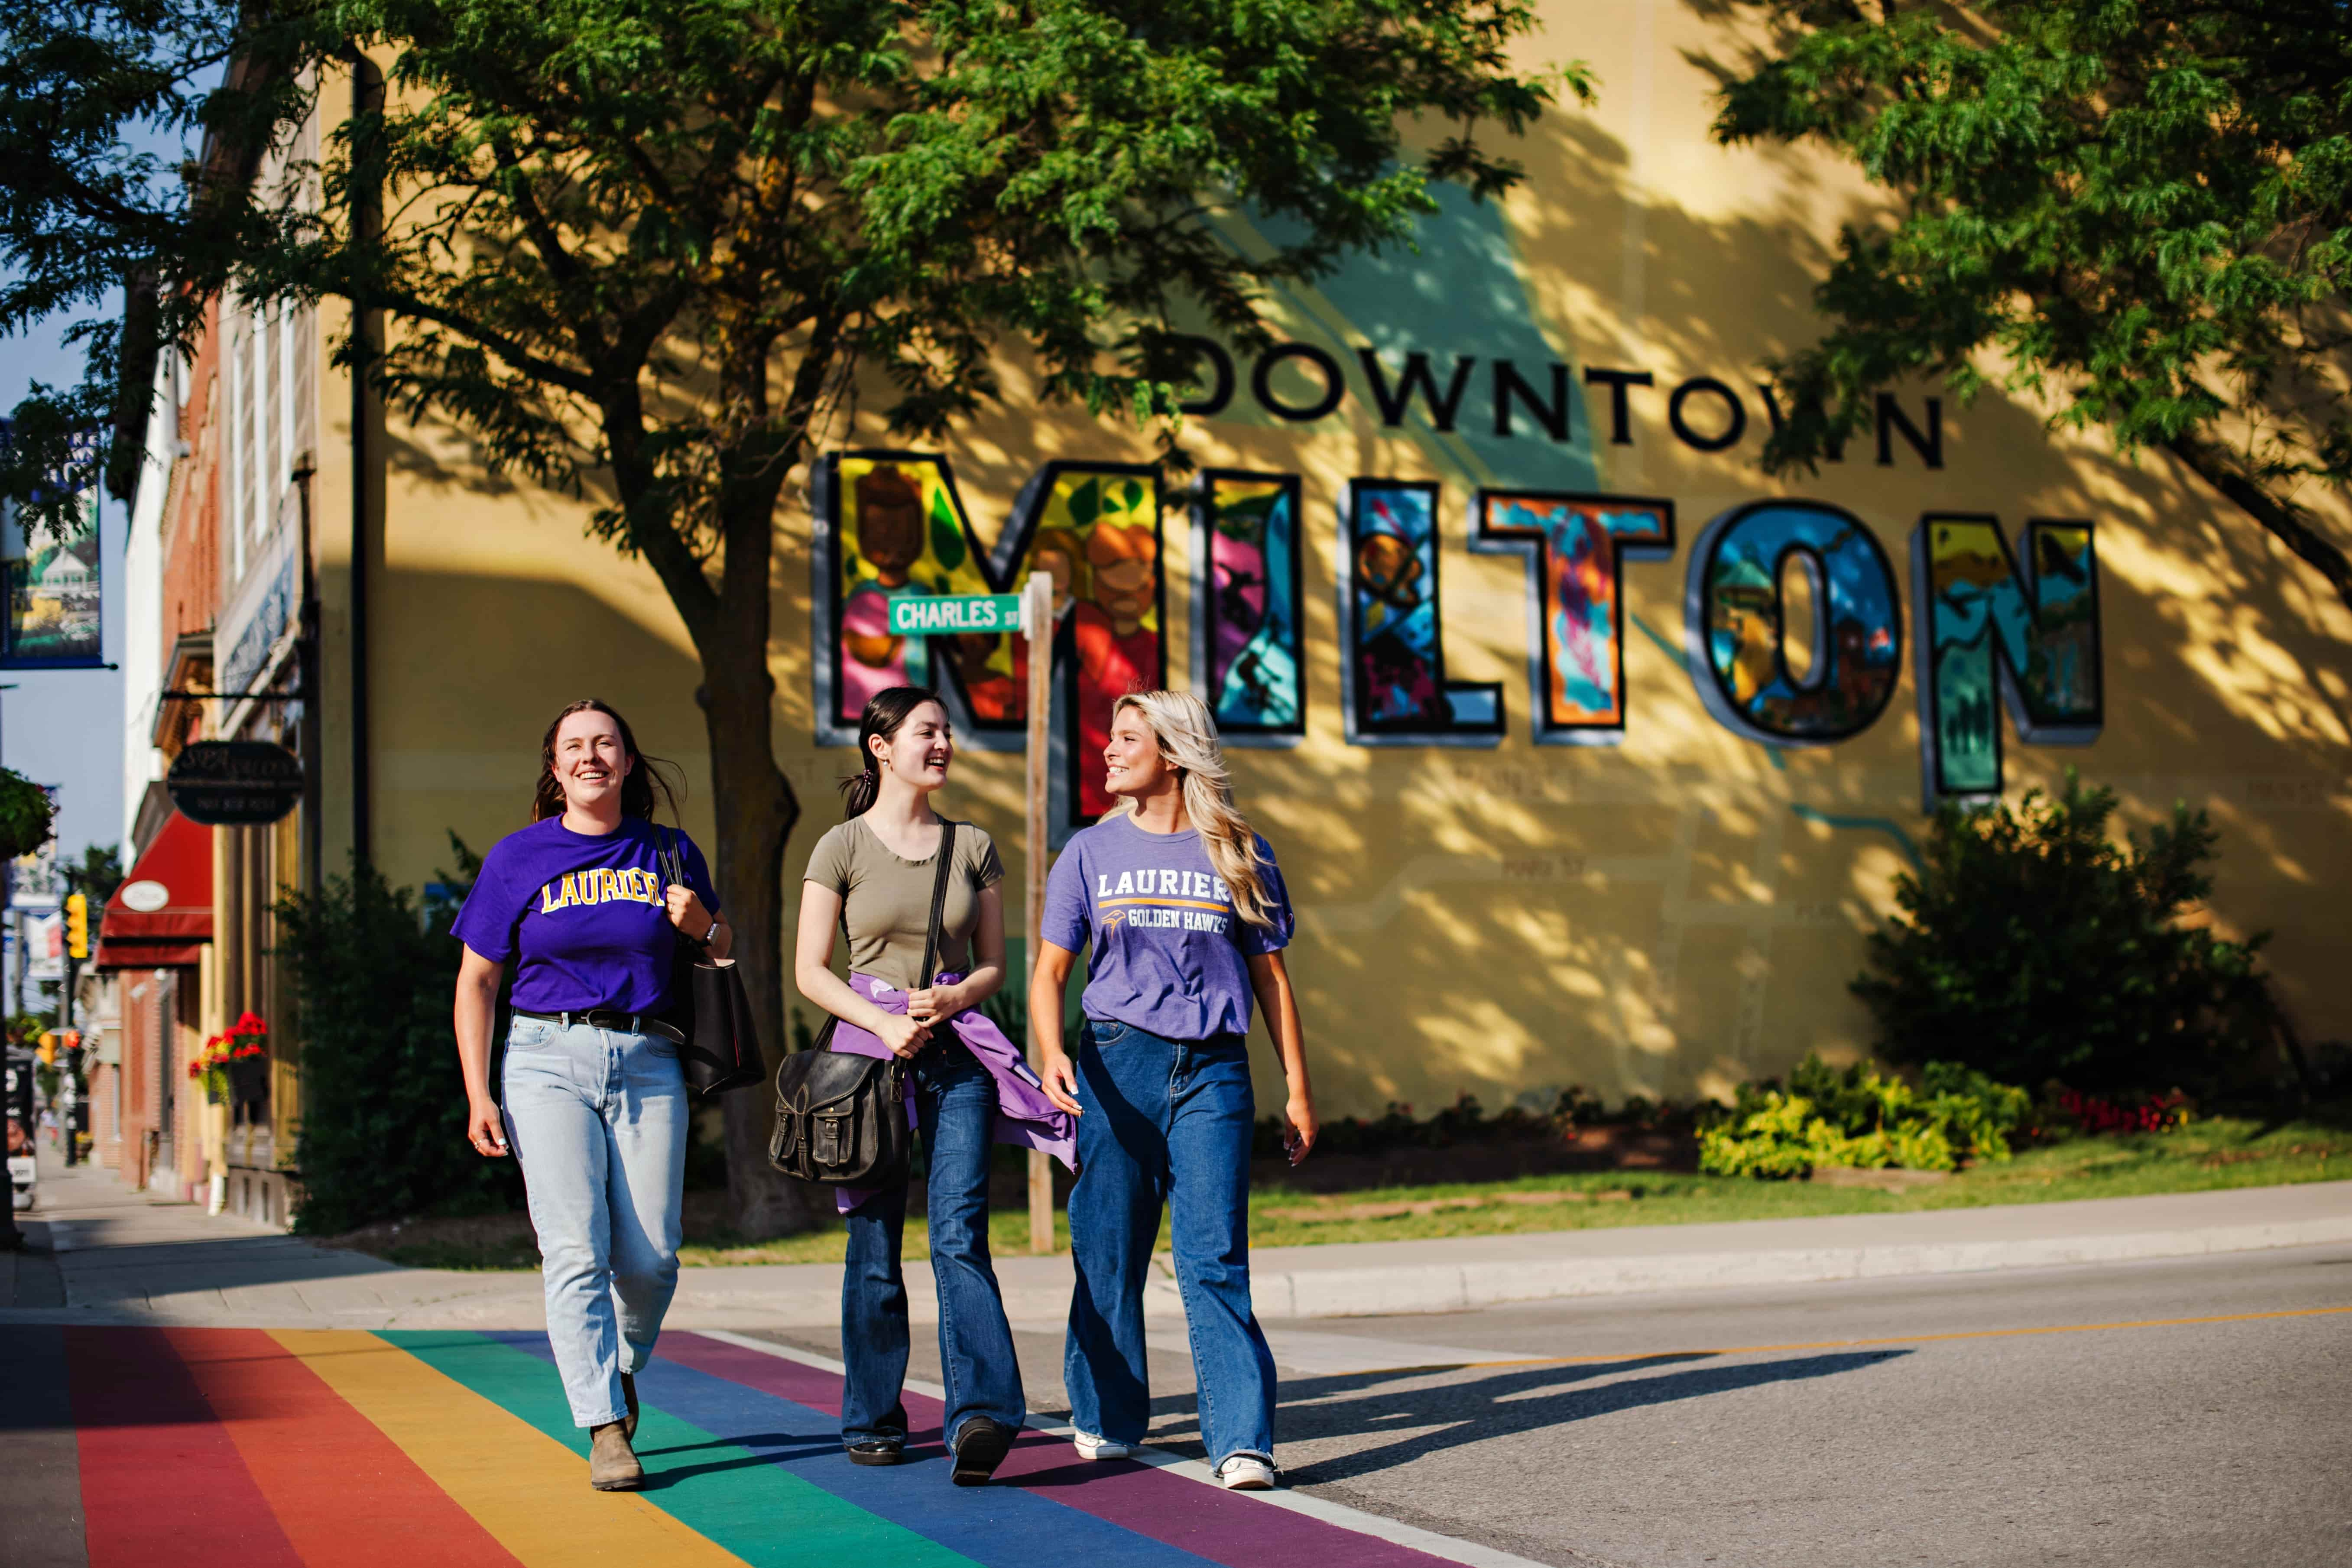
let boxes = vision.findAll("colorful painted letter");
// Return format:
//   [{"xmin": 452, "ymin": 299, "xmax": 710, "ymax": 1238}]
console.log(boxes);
[
  {"xmin": 1684, "ymin": 501, "xmax": 1902, "ymax": 745},
  {"xmin": 1340, "ymin": 480, "xmax": 1503, "ymax": 744},
  {"xmin": 813, "ymin": 452, "xmax": 1165, "ymax": 824},
  {"xmin": 1472, "ymin": 490, "xmax": 1675, "ymax": 744},
  {"xmin": 1194, "ymin": 471, "xmax": 1305, "ymax": 741},
  {"xmin": 1913, "ymin": 514, "xmax": 2102, "ymax": 801}
]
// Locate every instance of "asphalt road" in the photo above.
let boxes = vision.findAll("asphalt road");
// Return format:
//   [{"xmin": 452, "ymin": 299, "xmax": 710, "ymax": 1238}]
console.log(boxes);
[{"xmin": 750, "ymin": 1241, "xmax": 2352, "ymax": 1568}]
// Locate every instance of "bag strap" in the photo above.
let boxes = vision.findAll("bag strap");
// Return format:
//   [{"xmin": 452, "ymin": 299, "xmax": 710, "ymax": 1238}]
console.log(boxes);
[{"xmin": 917, "ymin": 819, "xmax": 958, "ymax": 991}]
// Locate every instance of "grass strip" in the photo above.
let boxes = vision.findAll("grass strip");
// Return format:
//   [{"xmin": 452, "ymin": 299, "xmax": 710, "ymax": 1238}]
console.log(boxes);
[{"xmin": 335, "ymin": 1115, "xmax": 2352, "ymax": 1270}]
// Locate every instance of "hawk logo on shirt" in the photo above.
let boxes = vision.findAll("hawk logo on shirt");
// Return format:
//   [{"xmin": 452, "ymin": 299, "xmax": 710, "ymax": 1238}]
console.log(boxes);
[{"xmin": 538, "ymin": 867, "xmax": 666, "ymax": 914}]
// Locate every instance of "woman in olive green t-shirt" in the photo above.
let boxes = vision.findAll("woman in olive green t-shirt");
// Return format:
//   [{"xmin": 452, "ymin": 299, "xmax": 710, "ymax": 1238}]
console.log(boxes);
[{"xmin": 792, "ymin": 685, "xmax": 1025, "ymax": 1485}]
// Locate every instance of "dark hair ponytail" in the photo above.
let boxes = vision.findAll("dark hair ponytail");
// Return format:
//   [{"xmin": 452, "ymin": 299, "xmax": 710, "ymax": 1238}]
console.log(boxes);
[
  {"xmin": 840, "ymin": 686, "xmax": 943, "ymax": 818},
  {"xmin": 532, "ymin": 698, "xmax": 683, "ymax": 823}
]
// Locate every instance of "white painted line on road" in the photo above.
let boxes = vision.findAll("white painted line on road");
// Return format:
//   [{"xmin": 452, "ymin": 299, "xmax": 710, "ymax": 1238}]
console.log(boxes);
[{"xmin": 694, "ymin": 1327, "xmax": 1562, "ymax": 1568}]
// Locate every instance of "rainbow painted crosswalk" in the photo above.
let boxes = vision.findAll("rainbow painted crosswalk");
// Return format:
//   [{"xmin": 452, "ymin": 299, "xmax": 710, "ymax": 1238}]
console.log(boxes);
[{"xmin": 5, "ymin": 1325, "xmax": 1481, "ymax": 1568}]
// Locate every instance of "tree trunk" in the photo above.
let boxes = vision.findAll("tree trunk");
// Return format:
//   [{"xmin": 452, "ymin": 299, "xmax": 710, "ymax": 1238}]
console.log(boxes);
[
  {"xmin": 700, "ymin": 626, "xmax": 830, "ymax": 1239},
  {"xmin": 2163, "ymin": 434, "xmax": 2352, "ymax": 613}
]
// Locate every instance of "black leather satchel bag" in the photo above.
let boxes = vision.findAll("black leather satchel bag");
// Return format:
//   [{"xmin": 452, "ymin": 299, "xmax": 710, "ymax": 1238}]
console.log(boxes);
[
  {"xmin": 767, "ymin": 821, "xmax": 957, "ymax": 1187},
  {"xmin": 659, "ymin": 831, "xmax": 763, "ymax": 1097}
]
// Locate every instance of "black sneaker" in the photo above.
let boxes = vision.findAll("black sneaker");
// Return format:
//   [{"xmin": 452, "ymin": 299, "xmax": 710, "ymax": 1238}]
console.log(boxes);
[
  {"xmin": 950, "ymin": 1416, "xmax": 1015, "ymax": 1486},
  {"xmin": 847, "ymin": 1439, "xmax": 904, "ymax": 1466}
]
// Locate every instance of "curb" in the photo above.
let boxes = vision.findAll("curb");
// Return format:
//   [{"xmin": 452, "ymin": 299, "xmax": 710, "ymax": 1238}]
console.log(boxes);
[{"xmin": 1222, "ymin": 1214, "xmax": 2352, "ymax": 1320}]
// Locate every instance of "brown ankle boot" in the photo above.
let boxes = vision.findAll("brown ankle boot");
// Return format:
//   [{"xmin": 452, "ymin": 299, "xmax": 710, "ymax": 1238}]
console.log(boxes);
[
  {"xmin": 589, "ymin": 1421, "xmax": 645, "ymax": 1491},
  {"xmin": 621, "ymin": 1371, "xmax": 639, "ymax": 1439}
]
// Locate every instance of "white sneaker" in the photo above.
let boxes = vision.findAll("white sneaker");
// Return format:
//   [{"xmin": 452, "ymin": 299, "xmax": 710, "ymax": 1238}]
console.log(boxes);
[
  {"xmin": 1216, "ymin": 1454, "xmax": 1278, "ymax": 1490},
  {"xmin": 1073, "ymin": 1431, "xmax": 1133, "ymax": 1461}
]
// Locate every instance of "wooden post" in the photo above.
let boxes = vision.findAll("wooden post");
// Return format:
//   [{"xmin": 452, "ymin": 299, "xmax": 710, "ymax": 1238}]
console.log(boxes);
[{"xmin": 1022, "ymin": 570, "xmax": 1055, "ymax": 1255}]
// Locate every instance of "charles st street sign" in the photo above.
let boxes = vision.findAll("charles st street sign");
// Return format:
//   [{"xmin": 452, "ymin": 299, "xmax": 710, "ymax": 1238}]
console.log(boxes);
[
  {"xmin": 166, "ymin": 741, "xmax": 304, "ymax": 826},
  {"xmin": 886, "ymin": 593, "xmax": 1024, "ymax": 636}
]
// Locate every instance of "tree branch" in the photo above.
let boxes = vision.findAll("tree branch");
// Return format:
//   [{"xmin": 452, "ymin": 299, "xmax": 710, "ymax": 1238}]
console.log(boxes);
[
  {"xmin": 370, "ymin": 285, "xmax": 597, "ymax": 396},
  {"xmin": 2164, "ymin": 433, "xmax": 2352, "ymax": 612}
]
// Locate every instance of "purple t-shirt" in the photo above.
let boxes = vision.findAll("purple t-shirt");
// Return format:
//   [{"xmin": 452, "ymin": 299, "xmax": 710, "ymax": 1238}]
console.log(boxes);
[
  {"xmin": 451, "ymin": 817, "xmax": 720, "ymax": 1014},
  {"xmin": 1041, "ymin": 813, "xmax": 1293, "ymax": 1041}
]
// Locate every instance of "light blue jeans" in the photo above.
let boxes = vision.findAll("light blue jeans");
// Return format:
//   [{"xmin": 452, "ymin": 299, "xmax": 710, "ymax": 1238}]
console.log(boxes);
[{"xmin": 501, "ymin": 1015, "xmax": 687, "ymax": 1428}]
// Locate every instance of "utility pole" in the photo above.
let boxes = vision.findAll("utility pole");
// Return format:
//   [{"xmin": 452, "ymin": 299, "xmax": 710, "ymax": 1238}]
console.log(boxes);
[{"xmin": 1022, "ymin": 570, "xmax": 1054, "ymax": 1256}]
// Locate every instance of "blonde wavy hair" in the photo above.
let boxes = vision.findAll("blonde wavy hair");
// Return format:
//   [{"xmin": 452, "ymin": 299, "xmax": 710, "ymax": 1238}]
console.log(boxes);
[{"xmin": 1103, "ymin": 690, "xmax": 1279, "ymax": 927}]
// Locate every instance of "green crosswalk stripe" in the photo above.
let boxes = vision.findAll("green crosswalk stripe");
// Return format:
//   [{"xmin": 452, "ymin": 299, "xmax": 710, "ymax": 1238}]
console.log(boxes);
[{"xmin": 377, "ymin": 1331, "xmax": 980, "ymax": 1568}]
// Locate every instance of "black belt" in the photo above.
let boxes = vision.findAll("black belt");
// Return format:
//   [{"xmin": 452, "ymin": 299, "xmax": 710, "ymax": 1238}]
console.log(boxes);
[{"xmin": 514, "ymin": 1008, "xmax": 685, "ymax": 1044}]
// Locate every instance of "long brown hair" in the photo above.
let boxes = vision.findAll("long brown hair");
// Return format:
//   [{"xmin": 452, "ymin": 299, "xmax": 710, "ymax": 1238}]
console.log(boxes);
[
  {"xmin": 531, "ymin": 698, "xmax": 683, "ymax": 823},
  {"xmin": 838, "ymin": 686, "xmax": 944, "ymax": 818}
]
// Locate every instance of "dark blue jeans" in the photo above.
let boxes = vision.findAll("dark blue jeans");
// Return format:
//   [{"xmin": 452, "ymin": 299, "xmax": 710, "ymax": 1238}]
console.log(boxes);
[
  {"xmin": 1063, "ymin": 1018, "xmax": 1276, "ymax": 1467},
  {"xmin": 840, "ymin": 1037, "xmax": 1025, "ymax": 1449}
]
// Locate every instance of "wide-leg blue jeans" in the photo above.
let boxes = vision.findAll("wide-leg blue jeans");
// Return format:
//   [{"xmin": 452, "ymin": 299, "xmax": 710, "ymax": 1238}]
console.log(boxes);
[
  {"xmin": 1063, "ymin": 1018, "xmax": 1276, "ymax": 1468},
  {"xmin": 500, "ymin": 1016, "xmax": 687, "ymax": 1429},
  {"xmin": 840, "ymin": 1037, "xmax": 1026, "ymax": 1448}
]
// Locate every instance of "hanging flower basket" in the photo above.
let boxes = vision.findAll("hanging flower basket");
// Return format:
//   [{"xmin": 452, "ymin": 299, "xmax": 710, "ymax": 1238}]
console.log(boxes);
[{"xmin": 189, "ymin": 1012, "xmax": 270, "ymax": 1105}]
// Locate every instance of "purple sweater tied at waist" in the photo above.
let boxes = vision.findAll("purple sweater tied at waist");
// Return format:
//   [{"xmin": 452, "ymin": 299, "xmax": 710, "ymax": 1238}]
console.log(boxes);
[{"xmin": 827, "ymin": 971, "xmax": 1077, "ymax": 1215}]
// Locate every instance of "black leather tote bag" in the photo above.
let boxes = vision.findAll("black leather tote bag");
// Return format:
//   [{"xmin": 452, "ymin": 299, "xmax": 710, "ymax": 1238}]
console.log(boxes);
[
  {"xmin": 659, "ymin": 831, "xmax": 763, "ymax": 1096},
  {"xmin": 767, "ymin": 821, "xmax": 957, "ymax": 1188}
]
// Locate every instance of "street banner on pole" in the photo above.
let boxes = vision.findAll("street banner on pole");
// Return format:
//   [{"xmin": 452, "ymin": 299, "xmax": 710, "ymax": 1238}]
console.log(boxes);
[{"xmin": 0, "ymin": 490, "xmax": 103, "ymax": 670}]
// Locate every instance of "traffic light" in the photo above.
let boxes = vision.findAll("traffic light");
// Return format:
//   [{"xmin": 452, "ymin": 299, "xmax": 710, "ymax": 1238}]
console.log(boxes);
[
  {"xmin": 36, "ymin": 1032, "xmax": 56, "ymax": 1066},
  {"xmin": 65, "ymin": 892, "xmax": 88, "ymax": 961}
]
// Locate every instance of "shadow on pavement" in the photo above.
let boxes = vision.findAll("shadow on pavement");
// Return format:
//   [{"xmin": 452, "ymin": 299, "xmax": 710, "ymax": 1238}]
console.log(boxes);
[{"xmin": 1136, "ymin": 1350, "xmax": 1908, "ymax": 1480}]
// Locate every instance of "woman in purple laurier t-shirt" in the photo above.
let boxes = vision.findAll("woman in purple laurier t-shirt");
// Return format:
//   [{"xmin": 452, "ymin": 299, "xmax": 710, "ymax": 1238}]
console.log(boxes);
[
  {"xmin": 1031, "ymin": 689, "xmax": 1319, "ymax": 1493},
  {"xmin": 450, "ymin": 699, "xmax": 730, "ymax": 1494}
]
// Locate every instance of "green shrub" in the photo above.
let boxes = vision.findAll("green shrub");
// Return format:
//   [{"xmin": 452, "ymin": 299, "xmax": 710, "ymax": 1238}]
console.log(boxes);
[
  {"xmin": 278, "ymin": 841, "xmax": 522, "ymax": 1234},
  {"xmin": 0, "ymin": 769, "xmax": 55, "ymax": 860},
  {"xmin": 1851, "ymin": 773, "xmax": 2267, "ymax": 1097},
  {"xmin": 1698, "ymin": 1054, "xmax": 2030, "ymax": 1179}
]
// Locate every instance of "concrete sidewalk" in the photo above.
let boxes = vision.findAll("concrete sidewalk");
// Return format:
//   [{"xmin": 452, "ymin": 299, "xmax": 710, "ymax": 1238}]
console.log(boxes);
[{"xmin": 6, "ymin": 1145, "xmax": 2349, "ymax": 1330}]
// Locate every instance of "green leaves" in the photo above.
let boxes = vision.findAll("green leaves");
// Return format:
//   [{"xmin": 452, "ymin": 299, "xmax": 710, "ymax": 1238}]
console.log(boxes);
[
  {"xmin": 0, "ymin": 768, "xmax": 57, "ymax": 861},
  {"xmin": 1849, "ymin": 770, "xmax": 2271, "ymax": 1098},
  {"xmin": 277, "ymin": 846, "xmax": 524, "ymax": 1234},
  {"xmin": 1697, "ymin": 1052, "xmax": 2028, "ymax": 1179},
  {"xmin": 1716, "ymin": 1, "xmax": 2352, "ymax": 607}
]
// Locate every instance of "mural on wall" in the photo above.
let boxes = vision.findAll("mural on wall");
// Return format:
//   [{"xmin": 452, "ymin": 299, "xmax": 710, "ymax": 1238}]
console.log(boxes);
[
  {"xmin": 1684, "ymin": 501, "xmax": 1903, "ymax": 746},
  {"xmin": 1194, "ymin": 471, "xmax": 1306, "ymax": 741},
  {"xmin": 812, "ymin": 452, "xmax": 1165, "ymax": 825},
  {"xmin": 1471, "ymin": 490, "xmax": 1676, "ymax": 743},
  {"xmin": 1914, "ymin": 514, "xmax": 2102, "ymax": 801},
  {"xmin": 1340, "ymin": 480, "xmax": 1505, "ymax": 744}
]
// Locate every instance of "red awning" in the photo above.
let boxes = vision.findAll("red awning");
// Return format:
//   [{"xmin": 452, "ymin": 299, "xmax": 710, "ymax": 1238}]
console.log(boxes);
[
  {"xmin": 99, "ymin": 810, "xmax": 213, "ymax": 951},
  {"xmin": 93, "ymin": 939, "xmax": 207, "ymax": 971}
]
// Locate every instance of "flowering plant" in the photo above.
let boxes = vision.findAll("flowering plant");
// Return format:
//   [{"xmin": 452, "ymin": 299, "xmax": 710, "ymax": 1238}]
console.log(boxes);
[
  {"xmin": 187, "ymin": 1012, "xmax": 269, "ymax": 1097},
  {"xmin": 2053, "ymin": 1087, "xmax": 2192, "ymax": 1136}
]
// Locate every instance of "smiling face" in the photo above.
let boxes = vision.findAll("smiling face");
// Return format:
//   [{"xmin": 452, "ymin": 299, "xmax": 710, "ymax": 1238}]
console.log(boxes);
[
  {"xmin": 873, "ymin": 699, "xmax": 954, "ymax": 794},
  {"xmin": 1103, "ymin": 705, "xmax": 1173, "ymax": 800},
  {"xmin": 552, "ymin": 708, "xmax": 634, "ymax": 812}
]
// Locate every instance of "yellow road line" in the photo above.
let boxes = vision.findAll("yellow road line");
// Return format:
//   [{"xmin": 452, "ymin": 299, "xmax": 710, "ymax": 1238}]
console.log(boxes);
[
  {"xmin": 1450, "ymin": 1302, "xmax": 2352, "ymax": 1370},
  {"xmin": 270, "ymin": 1331, "xmax": 750, "ymax": 1568}
]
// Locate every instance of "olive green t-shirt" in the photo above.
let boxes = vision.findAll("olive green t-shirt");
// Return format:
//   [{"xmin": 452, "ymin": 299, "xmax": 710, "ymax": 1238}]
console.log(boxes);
[{"xmin": 802, "ymin": 816, "xmax": 1005, "ymax": 990}]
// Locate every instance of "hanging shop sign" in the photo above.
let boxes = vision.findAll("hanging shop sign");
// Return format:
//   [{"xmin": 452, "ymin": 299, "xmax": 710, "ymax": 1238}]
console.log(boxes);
[{"xmin": 166, "ymin": 741, "xmax": 305, "ymax": 826}]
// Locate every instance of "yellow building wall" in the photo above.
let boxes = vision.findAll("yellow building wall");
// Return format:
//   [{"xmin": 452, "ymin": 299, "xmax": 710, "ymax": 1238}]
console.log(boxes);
[{"xmin": 344, "ymin": 3, "xmax": 2352, "ymax": 1120}]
